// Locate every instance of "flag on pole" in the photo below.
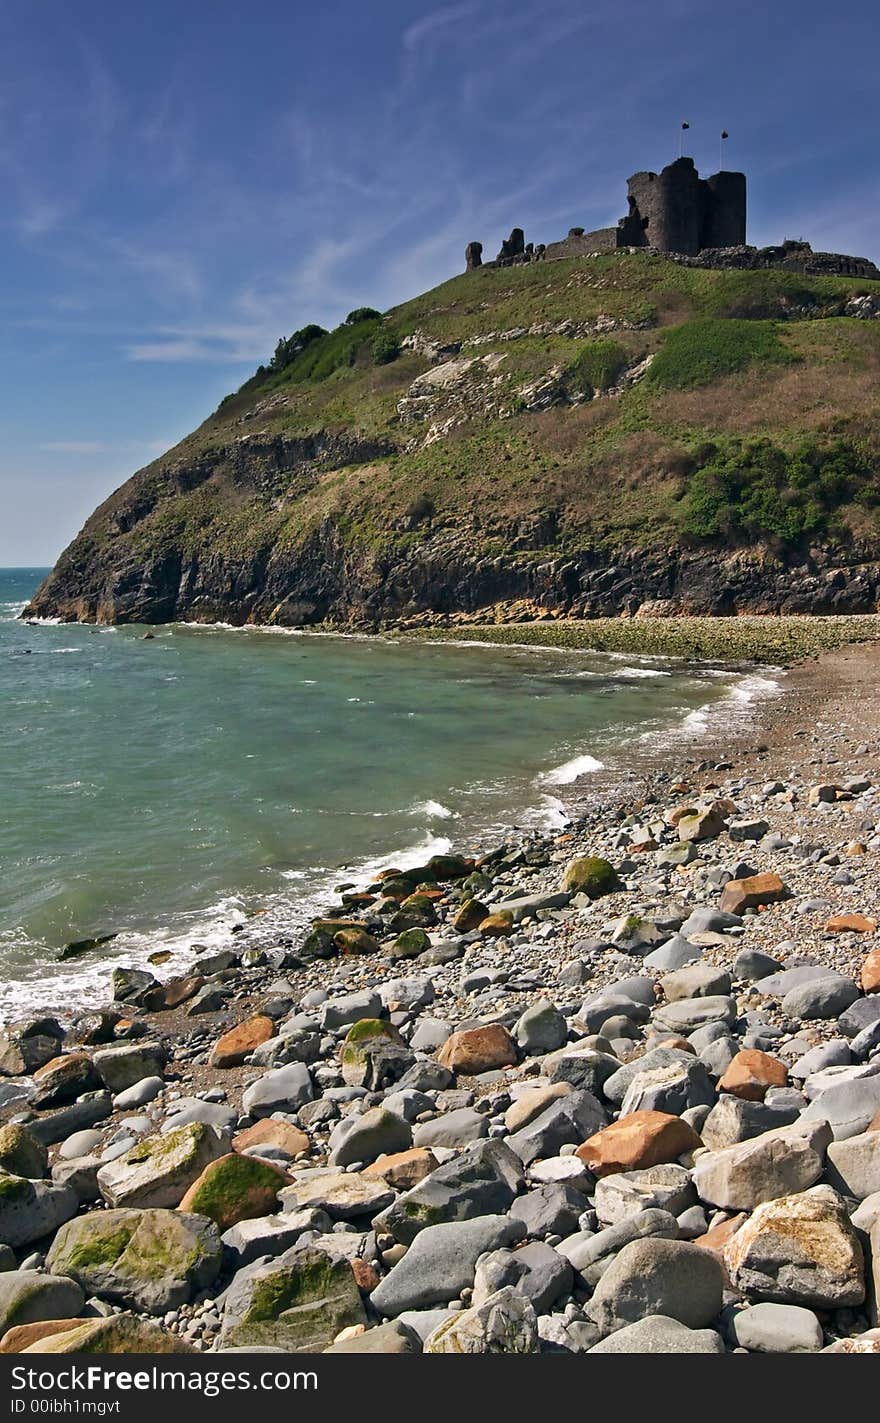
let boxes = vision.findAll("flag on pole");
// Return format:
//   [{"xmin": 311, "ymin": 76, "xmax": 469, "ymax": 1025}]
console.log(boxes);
[
  {"xmin": 720, "ymin": 129, "xmax": 729, "ymax": 169},
  {"xmin": 679, "ymin": 120, "xmax": 690, "ymax": 157}
]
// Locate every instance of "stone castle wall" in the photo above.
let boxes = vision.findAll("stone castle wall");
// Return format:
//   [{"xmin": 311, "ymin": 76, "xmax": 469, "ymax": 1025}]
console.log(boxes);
[{"xmin": 465, "ymin": 157, "xmax": 878, "ymax": 281}]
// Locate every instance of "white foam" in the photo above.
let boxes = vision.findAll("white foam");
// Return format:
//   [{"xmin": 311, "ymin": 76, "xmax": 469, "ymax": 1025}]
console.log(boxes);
[
  {"xmin": 409, "ymin": 799, "xmax": 456, "ymax": 819},
  {"xmin": 541, "ymin": 752, "xmax": 605, "ymax": 786}
]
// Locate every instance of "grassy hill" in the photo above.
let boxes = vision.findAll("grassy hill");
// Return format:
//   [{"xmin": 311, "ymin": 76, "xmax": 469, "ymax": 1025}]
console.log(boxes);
[{"xmin": 25, "ymin": 252, "xmax": 880, "ymax": 627}]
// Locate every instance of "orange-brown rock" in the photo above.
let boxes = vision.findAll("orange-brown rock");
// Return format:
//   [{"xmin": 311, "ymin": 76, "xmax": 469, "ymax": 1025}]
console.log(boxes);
[
  {"xmin": 867, "ymin": 1110, "xmax": 880, "ymax": 1133},
  {"xmin": 363, "ymin": 1147, "xmax": 438, "ymax": 1190},
  {"xmin": 0, "ymin": 1320, "xmax": 83, "ymax": 1353},
  {"xmin": 350, "ymin": 1258, "xmax": 380, "ymax": 1292},
  {"xmin": 846, "ymin": 843, "xmax": 868, "ymax": 856},
  {"xmin": 575, "ymin": 1110, "xmax": 701, "ymax": 1178},
  {"xmin": 232, "ymin": 1118, "xmax": 309, "ymax": 1158},
  {"xmin": 826, "ymin": 913, "xmax": 877, "ymax": 934},
  {"xmin": 694, "ymin": 1213, "xmax": 747, "ymax": 1256},
  {"xmin": 209, "ymin": 1014, "xmax": 275, "ymax": 1068},
  {"xmin": 860, "ymin": 949, "xmax": 880, "ymax": 994},
  {"xmin": 452, "ymin": 899, "xmax": 490, "ymax": 933},
  {"xmin": 437, "ymin": 1024, "xmax": 518, "ymax": 1075},
  {"xmin": 477, "ymin": 912, "xmax": 514, "ymax": 939},
  {"xmin": 718, "ymin": 1049, "xmax": 787, "ymax": 1102},
  {"xmin": 720, "ymin": 872, "xmax": 786, "ymax": 916}
]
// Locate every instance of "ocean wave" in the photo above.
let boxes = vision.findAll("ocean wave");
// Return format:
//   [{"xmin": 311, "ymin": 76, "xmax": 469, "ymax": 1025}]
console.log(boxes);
[
  {"xmin": 409, "ymin": 799, "xmax": 457, "ymax": 819},
  {"xmin": 540, "ymin": 752, "xmax": 605, "ymax": 786}
]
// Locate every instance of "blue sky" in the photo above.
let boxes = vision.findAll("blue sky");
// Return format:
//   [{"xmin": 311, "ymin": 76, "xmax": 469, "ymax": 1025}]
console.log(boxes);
[{"xmin": 2, "ymin": 0, "xmax": 879, "ymax": 564}]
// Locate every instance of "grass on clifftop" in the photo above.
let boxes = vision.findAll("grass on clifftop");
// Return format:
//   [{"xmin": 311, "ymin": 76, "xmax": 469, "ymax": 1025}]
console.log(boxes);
[{"xmin": 402, "ymin": 615, "xmax": 880, "ymax": 663}]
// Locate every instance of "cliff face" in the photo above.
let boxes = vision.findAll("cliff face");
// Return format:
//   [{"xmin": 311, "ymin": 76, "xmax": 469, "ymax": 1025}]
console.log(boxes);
[{"xmin": 25, "ymin": 253, "xmax": 880, "ymax": 627}]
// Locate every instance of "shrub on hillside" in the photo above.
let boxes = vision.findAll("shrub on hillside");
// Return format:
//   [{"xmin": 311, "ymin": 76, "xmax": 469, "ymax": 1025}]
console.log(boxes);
[
  {"xmin": 371, "ymin": 329, "xmax": 401, "ymax": 365},
  {"xmin": 563, "ymin": 339, "xmax": 628, "ymax": 398},
  {"xmin": 675, "ymin": 437, "xmax": 876, "ymax": 546},
  {"xmin": 345, "ymin": 307, "xmax": 382, "ymax": 324},
  {"xmin": 649, "ymin": 318, "xmax": 796, "ymax": 389}
]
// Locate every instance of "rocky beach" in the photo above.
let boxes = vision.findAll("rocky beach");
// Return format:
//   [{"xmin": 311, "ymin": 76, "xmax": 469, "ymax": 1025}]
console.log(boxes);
[{"xmin": 3, "ymin": 631, "xmax": 880, "ymax": 1356}]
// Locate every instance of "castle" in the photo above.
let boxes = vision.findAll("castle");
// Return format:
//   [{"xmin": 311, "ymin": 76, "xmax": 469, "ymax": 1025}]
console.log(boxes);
[{"xmin": 465, "ymin": 155, "xmax": 879, "ymax": 280}]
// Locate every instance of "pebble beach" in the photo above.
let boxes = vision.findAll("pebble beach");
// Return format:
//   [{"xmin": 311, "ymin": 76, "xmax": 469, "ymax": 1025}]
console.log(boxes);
[{"xmin": 3, "ymin": 630, "xmax": 880, "ymax": 1355}]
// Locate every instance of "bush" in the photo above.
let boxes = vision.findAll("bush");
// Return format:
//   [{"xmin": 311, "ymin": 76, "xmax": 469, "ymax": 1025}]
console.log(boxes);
[
  {"xmin": 371, "ymin": 329, "xmax": 400, "ymax": 365},
  {"xmin": 563, "ymin": 339, "xmax": 628, "ymax": 398},
  {"xmin": 675, "ymin": 437, "xmax": 874, "ymax": 547},
  {"xmin": 649, "ymin": 318, "xmax": 796, "ymax": 390},
  {"xmin": 345, "ymin": 307, "xmax": 382, "ymax": 325},
  {"xmin": 280, "ymin": 316, "xmax": 382, "ymax": 383},
  {"xmin": 269, "ymin": 324, "xmax": 327, "ymax": 373}
]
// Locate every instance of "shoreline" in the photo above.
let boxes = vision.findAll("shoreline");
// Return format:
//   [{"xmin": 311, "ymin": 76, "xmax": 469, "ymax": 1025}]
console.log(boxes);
[
  {"xmin": 2, "ymin": 632, "xmax": 880, "ymax": 1353},
  {"xmin": 0, "ymin": 635, "xmax": 774, "ymax": 1019}
]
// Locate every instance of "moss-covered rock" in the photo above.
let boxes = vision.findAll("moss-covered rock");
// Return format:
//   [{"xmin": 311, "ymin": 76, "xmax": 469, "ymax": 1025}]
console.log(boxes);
[
  {"xmin": 0, "ymin": 1272, "xmax": 85, "ymax": 1335},
  {"xmin": 21, "ymin": 1312, "xmax": 193, "ymax": 1353},
  {"xmin": 334, "ymin": 927, "xmax": 381, "ymax": 955},
  {"xmin": 219, "ymin": 1247, "xmax": 366, "ymax": 1352},
  {"xmin": 0, "ymin": 1124, "xmax": 48, "ymax": 1180},
  {"xmin": 390, "ymin": 926, "xmax": 431, "ymax": 959},
  {"xmin": 46, "ymin": 1208, "xmax": 222, "ymax": 1314},
  {"xmin": 560, "ymin": 855, "xmax": 620, "ymax": 898},
  {"xmin": 340, "ymin": 1018, "xmax": 404, "ymax": 1087},
  {"xmin": 95, "ymin": 1121, "xmax": 228, "ymax": 1209},
  {"xmin": 178, "ymin": 1153, "xmax": 289, "ymax": 1229}
]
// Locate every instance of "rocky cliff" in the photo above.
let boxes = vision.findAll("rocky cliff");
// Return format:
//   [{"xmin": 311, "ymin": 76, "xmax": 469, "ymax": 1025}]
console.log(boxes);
[{"xmin": 25, "ymin": 254, "xmax": 880, "ymax": 627}]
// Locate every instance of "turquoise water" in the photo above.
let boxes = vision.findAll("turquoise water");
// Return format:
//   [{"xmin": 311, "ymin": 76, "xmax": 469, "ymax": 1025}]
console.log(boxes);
[{"xmin": 1, "ymin": 568, "xmax": 764, "ymax": 1013}]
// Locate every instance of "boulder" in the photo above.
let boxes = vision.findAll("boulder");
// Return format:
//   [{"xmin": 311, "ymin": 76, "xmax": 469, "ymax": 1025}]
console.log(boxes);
[
  {"xmin": 240, "ymin": 1063, "xmax": 314, "ymax": 1118},
  {"xmin": 374, "ymin": 1139, "xmax": 522, "ymax": 1244},
  {"xmin": 46, "ymin": 1208, "xmax": 221, "ymax": 1313},
  {"xmin": 0, "ymin": 1172, "xmax": 78, "ymax": 1248},
  {"xmin": 324, "ymin": 1319, "xmax": 421, "ymax": 1353},
  {"xmin": 825, "ymin": 1130, "xmax": 880, "ymax": 1199},
  {"xmin": 593, "ymin": 1164, "xmax": 695, "ymax": 1227},
  {"xmin": 652, "ymin": 996, "xmax": 737, "ymax": 1034},
  {"xmin": 724, "ymin": 1186, "xmax": 864, "ymax": 1307},
  {"xmin": 692, "ymin": 1120, "xmax": 830, "ymax": 1211},
  {"xmin": 718, "ymin": 1049, "xmax": 787, "ymax": 1101},
  {"xmin": 781, "ymin": 976, "xmax": 859, "ymax": 1021},
  {"xmin": 20, "ymin": 1312, "xmax": 192, "ymax": 1353},
  {"xmin": 437, "ymin": 1025, "xmax": 517, "ymax": 1075},
  {"xmin": 729, "ymin": 1302, "xmax": 823, "ymax": 1352},
  {"xmin": 560, "ymin": 857, "xmax": 619, "ymax": 897},
  {"xmin": 209, "ymin": 1016, "xmax": 275, "ymax": 1068},
  {"xmin": 588, "ymin": 1315, "xmax": 724, "ymax": 1353},
  {"xmin": 220, "ymin": 1246, "xmax": 366, "ymax": 1351},
  {"xmin": 576, "ymin": 1111, "xmax": 701, "ymax": 1178},
  {"xmin": 328, "ymin": 1106, "xmax": 412, "ymax": 1168},
  {"xmin": 96, "ymin": 1122, "xmax": 228, "ymax": 1208},
  {"xmin": 720, "ymin": 872, "xmax": 786, "ymax": 915},
  {"xmin": 232, "ymin": 1119, "xmax": 309, "ymax": 1159},
  {"xmin": 91, "ymin": 1042, "xmax": 166, "ymax": 1093},
  {"xmin": 0, "ymin": 1272, "xmax": 85, "ymax": 1336},
  {"xmin": 178, "ymin": 1153, "xmax": 289, "ymax": 1229},
  {"xmin": 0, "ymin": 1124, "xmax": 47, "ymax": 1180},
  {"xmin": 423, "ymin": 1286, "xmax": 538, "ymax": 1353},
  {"xmin": 514, "ymin": 999, "xmax": 567, "ymax": 1054},
  {"xmin": 370, "ymin": 1215, "xmax": 524, "ymax": 1316},
  {"xmin": 279, "ymin": 1169, "xmax": 393, "ymax": 1220},
  {"xmin": 586, "ymin": 1237, "xmax": 724, "ymax": 1334}
]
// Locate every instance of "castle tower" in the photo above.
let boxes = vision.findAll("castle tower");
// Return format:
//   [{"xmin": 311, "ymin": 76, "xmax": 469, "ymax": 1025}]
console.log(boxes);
[{"xmin": 625, "ymin": 157, "xmax": 746, "ymax": 255}]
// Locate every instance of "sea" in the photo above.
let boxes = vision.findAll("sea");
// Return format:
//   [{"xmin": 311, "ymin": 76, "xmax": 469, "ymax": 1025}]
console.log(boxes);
[{"xmin": 0, "ymin": 567, "xmax": 778, "ymax": 1016}]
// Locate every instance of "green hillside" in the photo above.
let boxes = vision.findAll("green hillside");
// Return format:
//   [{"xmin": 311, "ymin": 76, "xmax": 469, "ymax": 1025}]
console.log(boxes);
[{"xmin": 25, "ymin": 251, "xmax": 880, "ymax": 627}]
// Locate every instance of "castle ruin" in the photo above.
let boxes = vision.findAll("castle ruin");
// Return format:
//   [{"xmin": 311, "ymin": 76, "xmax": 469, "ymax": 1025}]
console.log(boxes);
[{"xmin": 465, "ymin": 155, "xmax": 879, "ymax": 280}]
